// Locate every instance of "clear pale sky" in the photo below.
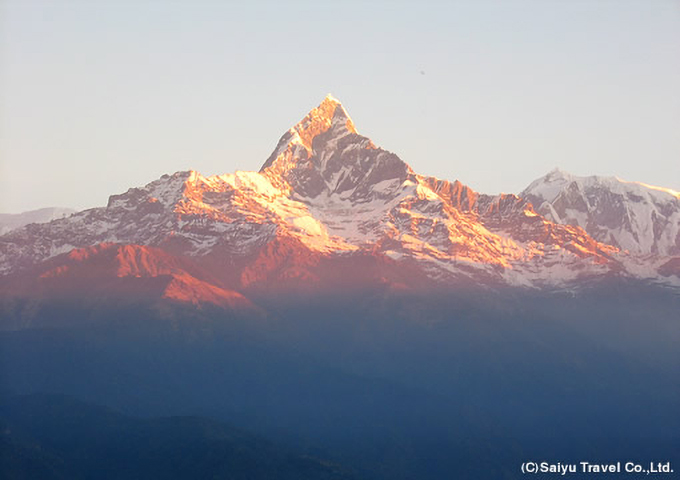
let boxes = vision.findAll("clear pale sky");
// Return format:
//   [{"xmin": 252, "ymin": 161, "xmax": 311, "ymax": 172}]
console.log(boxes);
[{"xmin": 1, "ymin": 0, "xmax": 678, "ymax": 213}]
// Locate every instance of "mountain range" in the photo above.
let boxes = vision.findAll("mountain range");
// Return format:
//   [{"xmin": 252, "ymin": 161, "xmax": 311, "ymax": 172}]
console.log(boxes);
[
  {"xmin": 1, "ymin": 96, "xmax": 679, "ymax": 479},
  {"xmin": 0, "ymin": 95, "xmax": 678, "ymax": 309}
]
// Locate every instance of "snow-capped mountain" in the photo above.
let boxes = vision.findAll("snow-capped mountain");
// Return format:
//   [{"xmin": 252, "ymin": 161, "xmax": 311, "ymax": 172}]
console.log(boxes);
[
  {"xmin": 0, "ymin": 96, "xmax": 677, "ymax": 292},
  {"xmin": 0, "ymin": 207, "xmax": 76, "ymax": 235},
  {"xmin": 522, "ymin": 169, "xmax": 680, "ymax": 256}
]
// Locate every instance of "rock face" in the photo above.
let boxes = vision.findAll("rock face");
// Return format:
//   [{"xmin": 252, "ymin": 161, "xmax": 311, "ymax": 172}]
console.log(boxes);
[
  {"xmin": 1, "ymin": 243, "xmax": 255, "ymax": 309},
  {"xmin": 0, "ymin": 96, "xmax": 678, "ymax": 292},
  {"xmin": 522, "ymin": 169, "xmax": 680, "ymax": 256}
]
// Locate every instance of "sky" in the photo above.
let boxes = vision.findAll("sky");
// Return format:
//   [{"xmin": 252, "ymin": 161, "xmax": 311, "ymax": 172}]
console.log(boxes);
[{"xmin": 1, "ymin": 0, "xmax": 678, "ymax": 213}]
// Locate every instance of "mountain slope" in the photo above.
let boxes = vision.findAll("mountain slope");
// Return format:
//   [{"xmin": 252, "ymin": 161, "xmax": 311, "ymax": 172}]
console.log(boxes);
[
  {"xmin": 0, "ymin": 96, "xmax": 676, "ymax": 289},
  {"xmin": 0, "ymin": 243, "xmax": 261, "ymax": 330},
  {"xmin": 3, "ymin": 242, "xmax": 252, "ymax": 307},
  {"xmin": 522, "ymin": 168, "xmax": 680, "ymax": 256},
  {"xmin": 0, "ymin": 393, "xmax": 357, "ymax": 480}
]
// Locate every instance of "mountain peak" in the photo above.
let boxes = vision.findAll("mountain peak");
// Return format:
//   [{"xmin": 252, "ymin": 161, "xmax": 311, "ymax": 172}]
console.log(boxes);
[
  {"xmin": 320, "ymin": 93, "xmax": 344, "ymax": 112},
  {"xmin": 314, "ymin": 94, "xmax": 356, "ymax": 135},
  {"xmin": 322, "ymin": 93, "xmax": 347, "ymax": 109},
  {"xmin": 257, "ymin": 96, "xmax": 413, "ymax": 199},
  {"xmin": 260, "ymin": 96, "xmax": 357, "ymax": 173},
  {"xmin": 522, "ymin": 170, "xmax": 680, "ymax": 255},
  {"xmin": 545, "ymin": 167, "xmax": 571, "ymax": 179}
]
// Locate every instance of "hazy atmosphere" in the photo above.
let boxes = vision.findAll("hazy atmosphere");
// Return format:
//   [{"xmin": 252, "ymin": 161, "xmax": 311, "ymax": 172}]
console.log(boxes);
[
  {"xmin": 1, "ymin": 0, "xmax": 678, "ymax": 212},
  {"xmin": 2, "ymin": 3, "xmax": 680, "ymax": 479}
]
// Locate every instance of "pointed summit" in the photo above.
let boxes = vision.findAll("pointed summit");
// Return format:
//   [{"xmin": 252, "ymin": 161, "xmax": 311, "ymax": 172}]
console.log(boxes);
[
  {"xmin": 259, "ymin": 96, "xmax": 412, "ymax": 199},
  {"xmin": 317, "ymin": 94, "xmax": 356, "ymax": 134},
  {"xmin": 260, "ymin": 95, "xmax": 357, "ymax": 174}
]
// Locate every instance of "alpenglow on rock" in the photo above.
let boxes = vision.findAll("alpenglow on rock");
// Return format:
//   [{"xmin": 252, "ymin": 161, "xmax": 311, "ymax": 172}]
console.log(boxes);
[{"xmin": 0, "ymin": 96, "xmax": 677, "ymax": 290}]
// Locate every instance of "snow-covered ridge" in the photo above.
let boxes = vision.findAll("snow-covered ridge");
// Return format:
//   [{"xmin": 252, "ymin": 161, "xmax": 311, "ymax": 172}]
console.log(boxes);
[
  {"xmin": 523, "ymin": 168, "xmax": 679, "ymax": 204},
  {"xmin": 617, "ymin": 179, "xmax": 680, "ymax": 200},
  {"xmin": 522, "ymin": 169, "xmax": 680, "ymax": 256},
  {"xmin": 0, "ymin": 97, "xmax": 677, "ymax": 290}
]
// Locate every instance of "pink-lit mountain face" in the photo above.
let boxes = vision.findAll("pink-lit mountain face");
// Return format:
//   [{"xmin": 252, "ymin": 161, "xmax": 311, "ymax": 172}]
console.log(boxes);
[
  {"xmin": 3, "ymin": 243, "xmax": 252, "ymax": 307},
  {"xmin": 0, "ymin": 243, "xmax": 262, "ymax": 329},
  {"xmin": 0, "ymin": 96, "xmax": 678, "ymax": 303}
]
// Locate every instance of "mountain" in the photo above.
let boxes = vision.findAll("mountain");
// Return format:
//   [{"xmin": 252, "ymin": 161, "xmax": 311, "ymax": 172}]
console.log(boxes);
[
  {"xmin": 0, "ymin": 208, "xmax": 76, "ymax": 235},
  {"xmin": 3, "ymin": 242, "xmax": 251, "ymax": 307},
  {"xmin": 0, "ymin": 242, "xmax": 261, "ymax": 330},
  {"xmin": 1, "ymin": 96, "xmax": 679, "ymax": 478},
  {"xmin": 0, "ymin": 393, "xmax": 358, "ymax": 480},
  {"xmin": 522, "ymin": 168, "xmax": 680, "ymax": 256},
  {"xmin": 4, "ymin": 95, "xmax": 669, "ymax": 292}
]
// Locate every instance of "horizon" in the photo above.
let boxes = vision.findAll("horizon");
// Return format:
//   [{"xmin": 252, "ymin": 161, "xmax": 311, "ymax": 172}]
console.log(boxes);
[{"xmin": 1, "ymin": 0, "xmax": 679, "ymax": 213}]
